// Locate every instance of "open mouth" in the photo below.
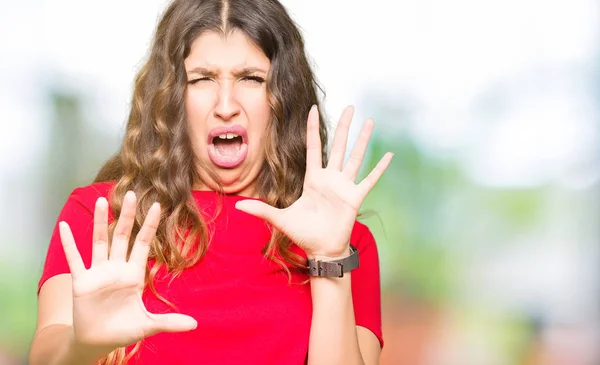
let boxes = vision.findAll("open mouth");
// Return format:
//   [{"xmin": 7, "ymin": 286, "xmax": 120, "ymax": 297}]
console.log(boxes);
[
  {"xmin": 207, "ymin": 126, "xmax": 249, "ymax": 169},
  {"xmin": 212, "ymin": 133, "xmax": 244, "ymax": 157}
]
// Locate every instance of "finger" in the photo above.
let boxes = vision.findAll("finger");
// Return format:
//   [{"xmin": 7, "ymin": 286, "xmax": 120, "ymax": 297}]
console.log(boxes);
[
  {"xmin": 327, "ymin": 106, "xmax": 354, "ymax": 171},
  {"xmin": 343, "ymin": 118, "xmax": 375, "ymax": 181},
  {"xmin": 91, "ymin": 197, "xmax": 109, "ymax": 266},
  {"xmin": 235, "ymin": 200, "xmax": 281, "ymax": 228},
  {"xmin": 306, "ymin": 105, "xmax": 322, "ymax": 172},
  {"xmin": 148, "ymin": 313, "xmax": 197, "ymax": 336},
  {"xmin": 109, "ymin": 191, "xmax": 137, "ymax": 261},
  {"xmin": 358, "ymin": 152, "xmax": 394, "ymax": 198},
  {"xmin": 129, "ymin": 202, "xmax": 161, "ymax": 269},
  {"xmin": 58, "ymin": 221, "xmax": 86, "ymax": 277}
]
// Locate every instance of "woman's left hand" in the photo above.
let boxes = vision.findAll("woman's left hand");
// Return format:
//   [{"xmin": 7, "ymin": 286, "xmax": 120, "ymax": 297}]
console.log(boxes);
[{"xmin": 235, "ymin": 105, "xmax": 393, "ymax": 259}]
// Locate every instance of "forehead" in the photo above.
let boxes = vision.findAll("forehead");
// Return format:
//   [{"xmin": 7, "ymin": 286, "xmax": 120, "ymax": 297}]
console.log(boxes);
[{"xmin": 185, "ymin": 30, "xmax": 270, "ymax": 71}]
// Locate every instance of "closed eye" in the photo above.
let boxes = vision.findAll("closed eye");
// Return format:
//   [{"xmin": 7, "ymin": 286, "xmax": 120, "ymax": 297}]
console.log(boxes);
[
  {"xmin": 242, "ymin": 76, "xmax": 265, "ymax": 84},
  {"xmin": 188, "ymin": 77, "xmax": 213, "ymax": 85}
]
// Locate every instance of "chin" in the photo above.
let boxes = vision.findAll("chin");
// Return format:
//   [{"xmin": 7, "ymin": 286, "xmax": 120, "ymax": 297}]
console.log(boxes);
[
  {"xmin": 196, "ymin": 166, "xmax": 255, "ymax": 195},
  {"xmin": 216, "ymin": 171, "xmax": 244, "ymax": 188}
]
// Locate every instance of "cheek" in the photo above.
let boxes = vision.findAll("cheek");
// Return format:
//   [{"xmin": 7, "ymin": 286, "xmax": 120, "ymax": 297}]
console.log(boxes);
[
  {"xmin": 185, "ymin": 90, "xmax": 213, "ymax": 145},
  {"xmin": 239, "ymin": 91, "xmax": 271, "ymax": 140}
]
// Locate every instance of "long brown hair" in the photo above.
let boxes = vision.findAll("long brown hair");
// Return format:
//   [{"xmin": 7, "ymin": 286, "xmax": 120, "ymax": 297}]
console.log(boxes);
[{"xmin": 94, "ymin": 0, "xmax": 328, "ymax": 363}]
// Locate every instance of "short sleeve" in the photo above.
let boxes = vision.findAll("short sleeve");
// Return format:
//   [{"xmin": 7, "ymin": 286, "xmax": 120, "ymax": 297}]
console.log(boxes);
[
  {"xmin": 350, "ymin": 222, "xmax": 384, "ymax": 348},
  {"xmin": 37, "ymin": 183, "xmax": 113, "ymax": 294}
]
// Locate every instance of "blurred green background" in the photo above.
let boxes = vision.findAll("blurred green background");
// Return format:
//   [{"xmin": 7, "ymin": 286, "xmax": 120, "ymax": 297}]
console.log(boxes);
[{"xmin": 1, "ymin": 0, "xmax": 599, "ymax": 364}]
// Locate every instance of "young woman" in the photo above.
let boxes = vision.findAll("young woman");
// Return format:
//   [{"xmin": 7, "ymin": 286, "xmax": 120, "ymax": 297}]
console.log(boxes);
[{"xmin": 30, "ymin": 0, "xmax": 393, "ymax": 364}]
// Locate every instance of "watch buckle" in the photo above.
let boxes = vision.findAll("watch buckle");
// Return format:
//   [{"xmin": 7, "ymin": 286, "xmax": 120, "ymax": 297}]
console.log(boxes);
[{"xmin": 316, "ymin": 260, "xmax": 344, "ymax": 278}]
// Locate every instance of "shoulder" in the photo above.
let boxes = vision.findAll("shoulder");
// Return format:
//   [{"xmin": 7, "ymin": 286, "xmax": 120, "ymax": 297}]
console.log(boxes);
[
  {"xmin": 349, "ymin": 220, "xmax": 377, "ymax": 252},
  {"xmin": 65, "ymin": 181, "xmax": 115, "ymax": 209}
]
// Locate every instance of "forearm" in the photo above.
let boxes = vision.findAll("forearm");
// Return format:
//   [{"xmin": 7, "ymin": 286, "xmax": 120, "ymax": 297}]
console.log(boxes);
[
  {"xmin": 29, "ymin": 324, "xmax": 108, "ymax": 365},
  {"xmin": 307, "ymin": 249, "xmax": 364, "ymax": 365}
]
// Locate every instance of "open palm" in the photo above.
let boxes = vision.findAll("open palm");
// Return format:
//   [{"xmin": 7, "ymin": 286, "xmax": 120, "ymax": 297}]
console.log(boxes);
[
  {"xmin": 235, "ymin": 105, "xmax": 393, "ymax": 258},
  {"xmin": 59, "ymin": 192, "xmax": 197, "ymax": 353}
]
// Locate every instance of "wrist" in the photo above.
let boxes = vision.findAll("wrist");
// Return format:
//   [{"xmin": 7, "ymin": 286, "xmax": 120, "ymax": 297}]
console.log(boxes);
[
  {"xmin": 306, "ymin": 244, "xmax": 351, "ymax": 261},
  {"xmin": 66, "ymin": 327, "xmax": 113, "ymax": 365}
]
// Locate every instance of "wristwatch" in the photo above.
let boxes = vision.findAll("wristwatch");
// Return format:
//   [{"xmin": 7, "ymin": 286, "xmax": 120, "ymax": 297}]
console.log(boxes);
[{"xmin": 307, "ymin": 245, "xmax": 359, "ymax": 278}]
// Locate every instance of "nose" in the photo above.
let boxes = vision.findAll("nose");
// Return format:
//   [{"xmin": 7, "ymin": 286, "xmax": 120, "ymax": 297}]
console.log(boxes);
[{"xmin": 213, "ymin": 83, "xmax": 241, "ymax": 121}]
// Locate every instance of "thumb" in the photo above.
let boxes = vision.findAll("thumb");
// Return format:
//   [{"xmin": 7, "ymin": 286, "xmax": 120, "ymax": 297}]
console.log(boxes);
[
  {"xmin": 148, "ymin": 313, "xmax": 197, "ymax": 335},
  {"xmin": 235, "ymin": 200, "xmax": 280, "ymax": 224}
]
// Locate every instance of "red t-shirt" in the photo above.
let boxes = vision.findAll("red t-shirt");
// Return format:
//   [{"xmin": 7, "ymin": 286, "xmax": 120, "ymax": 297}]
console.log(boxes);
[{"xmin": 38, "ymin": 182, "xmax": 383, "ymax": 364}]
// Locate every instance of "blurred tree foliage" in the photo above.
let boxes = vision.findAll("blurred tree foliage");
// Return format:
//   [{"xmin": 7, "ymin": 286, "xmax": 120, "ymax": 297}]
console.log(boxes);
[
  {"xmin": 42, "ymin": 89, "xmax": 119, "ymax": 239},
  {"xmin": 358, "ymin": 96, "xmax": 547, "ymax": 307}
]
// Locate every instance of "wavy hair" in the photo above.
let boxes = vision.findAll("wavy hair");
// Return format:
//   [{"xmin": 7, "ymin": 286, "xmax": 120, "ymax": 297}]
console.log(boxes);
[{"xmin": 93, "ymin": 0, "xmax": 328, "ymax": 363}]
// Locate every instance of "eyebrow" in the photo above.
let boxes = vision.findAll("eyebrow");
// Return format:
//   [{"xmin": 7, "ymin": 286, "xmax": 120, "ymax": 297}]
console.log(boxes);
[{"xmin": 186, "ymin": 66, "xmax": 268, "ymax": 77}]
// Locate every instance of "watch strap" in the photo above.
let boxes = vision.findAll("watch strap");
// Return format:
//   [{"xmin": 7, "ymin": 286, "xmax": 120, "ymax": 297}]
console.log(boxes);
[{"xmin": 307, "ymin": 245, "xmax": 359, "ymax": 278}]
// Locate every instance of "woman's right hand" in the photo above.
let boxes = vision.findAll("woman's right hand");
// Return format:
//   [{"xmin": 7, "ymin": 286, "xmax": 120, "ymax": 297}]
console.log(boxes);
[{"xmin": 59, "ymin": 191, "xmax": 197, "ymax": 354}]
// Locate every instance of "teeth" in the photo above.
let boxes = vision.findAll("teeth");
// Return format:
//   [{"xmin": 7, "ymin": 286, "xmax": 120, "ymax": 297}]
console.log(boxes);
[{"xmin": 216, "ymin": 133, "xmax": 240, "ymax": 140}]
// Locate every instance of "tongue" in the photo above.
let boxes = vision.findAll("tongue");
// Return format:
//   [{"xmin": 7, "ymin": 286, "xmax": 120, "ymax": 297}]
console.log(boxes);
[{"xmin": 214, "ymin": 139, "xmax": 242, "ymax": 156}]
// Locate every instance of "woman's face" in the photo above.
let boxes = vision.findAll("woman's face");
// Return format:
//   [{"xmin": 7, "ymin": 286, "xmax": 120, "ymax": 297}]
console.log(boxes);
[{"xmin": 184, "ymin": 30, "xmax": 271, "ymax": 197}]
